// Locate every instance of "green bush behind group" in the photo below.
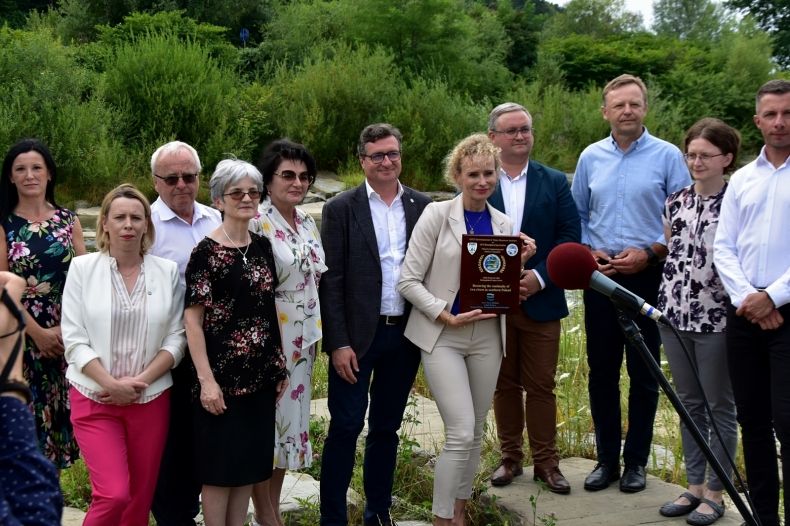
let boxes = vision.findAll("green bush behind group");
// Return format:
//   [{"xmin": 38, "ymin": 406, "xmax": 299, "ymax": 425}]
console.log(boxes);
[{"xmin": 1, "ymin": 0, "xmax": 788, "ymax": 207}]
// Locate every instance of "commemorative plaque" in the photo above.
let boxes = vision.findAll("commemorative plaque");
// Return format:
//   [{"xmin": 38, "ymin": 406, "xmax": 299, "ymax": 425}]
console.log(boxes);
[{"xmin": 459, "ymin": 234, "xmax": 522, "ymax": 314}]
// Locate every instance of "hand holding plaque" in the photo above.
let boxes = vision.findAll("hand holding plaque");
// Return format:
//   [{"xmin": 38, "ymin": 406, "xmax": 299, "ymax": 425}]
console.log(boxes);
[{"xmin": 460, "ymin": 234, "xmax": 522, "ymax": 314}]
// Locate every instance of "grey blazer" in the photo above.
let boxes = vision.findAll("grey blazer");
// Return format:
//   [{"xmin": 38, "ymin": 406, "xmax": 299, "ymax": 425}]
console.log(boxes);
[
  {"xmin": 319, "ymin": 183, "xmax": 431, "ymax": 360},
  {"xmin": 398, "ymin": 195, "xmax": 511, "ymax": 353}
]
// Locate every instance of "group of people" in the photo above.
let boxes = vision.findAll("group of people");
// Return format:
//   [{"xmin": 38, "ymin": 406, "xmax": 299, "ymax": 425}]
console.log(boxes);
[{"xmin": 0, "ymin": 75, "xmax": 787, "ymax": 526}]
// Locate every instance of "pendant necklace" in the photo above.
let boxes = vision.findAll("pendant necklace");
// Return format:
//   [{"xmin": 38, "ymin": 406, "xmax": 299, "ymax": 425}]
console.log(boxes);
[
  {"xmin": 221, "ymin": 225, "xmax": 251, "ymax": 265},
  {"xmin": 464, "ymin": 210, "xmax": 486, "ymax": 234}
]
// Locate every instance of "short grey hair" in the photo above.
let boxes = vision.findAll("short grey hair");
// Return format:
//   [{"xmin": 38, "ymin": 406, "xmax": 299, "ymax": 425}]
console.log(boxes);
[
  {"xmin": 209, "ymin": 158, "xmax": 264, "ymax": 202},
  {"xmin": 150, "ymin": 141, "xmax": 202, "ymax": 176},
  {"xmin": 488, "ymin": 102, "xmax": 532, "ymax": 131}
]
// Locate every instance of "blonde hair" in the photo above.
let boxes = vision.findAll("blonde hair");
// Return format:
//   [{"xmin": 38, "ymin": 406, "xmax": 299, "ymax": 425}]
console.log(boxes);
[
  {"xmin": 443, "ymin": 133, "xmax": 500, "ymax": 189},
  {"xmin": 96, "ymin": 184, "xmax": 155, "ymax": 255},
  {"xmin": 602, "ymin": 74, "xmax": 648, "ymax": 106}
]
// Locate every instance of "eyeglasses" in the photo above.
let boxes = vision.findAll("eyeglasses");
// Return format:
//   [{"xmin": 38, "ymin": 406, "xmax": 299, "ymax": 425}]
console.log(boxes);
[
  {"xmin": 683, "ymin": 153, "xmax": 725, "ymax": 162},
  {"xmin": 154, "ymin": 173, "xmax": 198, "ymax": 186},
  {"xmin": 361, "ymin": 151, "xmax": 401, "ymax": 164},
  {"xmin": 492, "ymin": 126, "xmax": 533, "ymax": 138},
  {"xmin": 275, "ymin": 170, "xmax": 311, "ymax": 183},
  {"xmin": 223, "ymin": 189, "xmax": 261, "ymax": 201}
]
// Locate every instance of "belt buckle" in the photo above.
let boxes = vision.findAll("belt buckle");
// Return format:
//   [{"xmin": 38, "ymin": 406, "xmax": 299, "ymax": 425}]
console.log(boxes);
[{"xmin": 383, "ymin": 315, "xmax": 398, "ymax": 326}]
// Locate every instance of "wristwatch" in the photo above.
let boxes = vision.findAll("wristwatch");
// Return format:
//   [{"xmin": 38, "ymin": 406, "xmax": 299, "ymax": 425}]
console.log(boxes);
[{"xmin": 644, "ymin": 246, "xmax": 660, "ymax": 266}]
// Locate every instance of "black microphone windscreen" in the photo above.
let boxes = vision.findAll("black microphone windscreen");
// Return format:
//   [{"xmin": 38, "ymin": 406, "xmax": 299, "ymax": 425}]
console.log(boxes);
[{"xmin": 547, "ymin": 242, "xmax": 597, "ymax": 290}]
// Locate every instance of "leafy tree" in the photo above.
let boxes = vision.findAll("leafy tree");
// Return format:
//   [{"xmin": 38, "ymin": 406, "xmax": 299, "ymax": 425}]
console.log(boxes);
[
  {"xmin": 539, "ymin": 33, "xmax": 683, "ymax": 90},
  {"xmin": 653, "ymin": 0, "xmax": 734, "ymax": 41},
  {"xmin": 725, "ymin": 0, "xmax": 790, "ymax": 67},
  {"xmin": 493, "ymin": 0, "xmax": 546, "ymax": 75},
  {"xmin": 543, "ymin": 0, "xmax": 644, "ymax": 39},
  {"xmin": 256, "ymin": 0, "xmax": 511, "ymax": 100}
]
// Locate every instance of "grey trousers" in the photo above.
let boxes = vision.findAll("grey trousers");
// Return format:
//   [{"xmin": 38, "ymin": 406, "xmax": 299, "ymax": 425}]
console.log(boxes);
[
  {"xmin": 659, "ymin": 328, "xmax": 738, "ymax": 490},
  {"xmin": 421, "ymin": 318, "xmax": 502, "ymax": 519}
]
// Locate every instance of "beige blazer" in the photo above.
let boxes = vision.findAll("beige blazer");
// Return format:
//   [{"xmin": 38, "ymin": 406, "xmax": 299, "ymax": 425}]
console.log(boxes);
[
  {"xmin": 398, "ymin": 195, "xmax": 511, "ymax": 353},
  {"xmin": 62, "ymin": 251, "xmax": 186, "ymax": 399}
]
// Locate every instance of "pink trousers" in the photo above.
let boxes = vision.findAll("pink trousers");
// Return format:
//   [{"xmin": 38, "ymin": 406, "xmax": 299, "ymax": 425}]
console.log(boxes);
[{"xmin": 70, "ymin": 387, "xmax": 170, "ymax": 526}]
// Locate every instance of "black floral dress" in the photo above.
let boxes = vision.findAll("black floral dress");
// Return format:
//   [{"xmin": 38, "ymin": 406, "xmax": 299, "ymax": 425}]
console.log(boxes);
[
  {"xmin": 185, "ymin": 233, "xmax": 286, "ymax": 485},
  {"xmin": 4, "ymin": 208, "xmax": 79, "ymax": 468}
]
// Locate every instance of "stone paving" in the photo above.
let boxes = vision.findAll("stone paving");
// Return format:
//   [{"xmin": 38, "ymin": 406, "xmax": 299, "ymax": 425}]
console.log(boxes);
[{"xmin": 62, "ymin": 393, "xmax": 751, "ymax": 524}]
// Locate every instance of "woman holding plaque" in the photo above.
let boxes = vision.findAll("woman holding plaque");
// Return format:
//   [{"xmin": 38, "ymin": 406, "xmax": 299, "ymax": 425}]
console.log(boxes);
[{"xmin": 398, "ymin": 133, "xmax": 535, "ymax": 526}]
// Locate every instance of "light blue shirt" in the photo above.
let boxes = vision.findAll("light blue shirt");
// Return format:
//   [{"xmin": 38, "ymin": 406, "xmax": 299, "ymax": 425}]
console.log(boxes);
[{"xmin": 571, "ymin": 128, "xmax": 690, "ymax": 254}]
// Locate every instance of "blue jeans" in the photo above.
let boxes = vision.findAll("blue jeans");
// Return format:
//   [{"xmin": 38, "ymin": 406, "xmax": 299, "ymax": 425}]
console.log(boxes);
[
  {"xmin": 319, "ymin": 318, "xmax": 421, "ymax": 526},
  {"xmin": 583, "ymin": 266, "xmax": 662, "ymax": 468}
]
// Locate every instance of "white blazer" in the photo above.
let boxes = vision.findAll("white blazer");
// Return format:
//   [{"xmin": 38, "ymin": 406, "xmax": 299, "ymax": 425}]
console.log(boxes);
[
  {"xmin": 62, "ymin": 251, "xmax": 186, "ymax": 399},
  {"xmin": 398, "ymin": 195, "xmax": 511, "ymax": 353}
]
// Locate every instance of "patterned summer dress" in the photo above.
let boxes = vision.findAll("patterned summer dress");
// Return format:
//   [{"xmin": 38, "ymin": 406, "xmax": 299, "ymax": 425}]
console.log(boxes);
[
  {"xmin": 252, "ymin": 198, "xmax": 327, "ymax": 469},
  {"xmin": 4, "ymin": 207, "xmax": 80, "ymax": 468}
]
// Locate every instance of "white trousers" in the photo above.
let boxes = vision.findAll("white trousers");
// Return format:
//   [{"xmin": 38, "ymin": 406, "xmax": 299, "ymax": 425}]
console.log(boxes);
[{"xmin": 421, "ymin": 317, "xmax": 502, "ymax": 519}]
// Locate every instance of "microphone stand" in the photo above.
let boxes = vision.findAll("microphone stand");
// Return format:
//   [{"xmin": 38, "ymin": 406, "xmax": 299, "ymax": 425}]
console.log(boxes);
[{"xmin": 615, "ymin": 310, "xmax": 759, "ymax": 526}]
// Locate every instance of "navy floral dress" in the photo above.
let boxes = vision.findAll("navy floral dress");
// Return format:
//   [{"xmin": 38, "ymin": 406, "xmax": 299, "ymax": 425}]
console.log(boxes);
[
  {"xmin": 4, "ymin": 208, "xmax": 79, "ymax": 468},
  {"xmin": 185, "ymin": 233, "xmax": 286, "ymax": 398},
  {"xmin": 185, "ymin": 233, "xmax": 287, "ymax": 485}
]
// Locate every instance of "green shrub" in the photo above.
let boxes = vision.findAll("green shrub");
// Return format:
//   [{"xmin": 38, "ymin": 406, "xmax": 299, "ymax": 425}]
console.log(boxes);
[
  {"xmin": 385, "ymin": 78, "xmax": 487, "ymax": 190},
  {"xmin": 502, "ymin": 81, "xmax": 608, "ymax": 173},
  {"xmin": 0, "ymin": 26, "xmax": 126, "ymax": 205},
  {"xmin": 263, "ymin": 43, "xmax": 404, "ymax": 169},
  {"xmin": 101, "ymin": 34, "xmax": 253, "ymax": 172}
]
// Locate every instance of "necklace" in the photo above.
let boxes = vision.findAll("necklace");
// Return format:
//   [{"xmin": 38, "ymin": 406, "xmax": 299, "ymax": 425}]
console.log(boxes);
[
  {"xmin": 221, "ymin": 225, "xmax": 251, "ymax": 265},
  {"xmin": 119, "ymin": 267, "xmax": 139, "ymax": 279},
  {"xmin": 464, "ymin": 210, "xmax": 487, "ymax": 234}
]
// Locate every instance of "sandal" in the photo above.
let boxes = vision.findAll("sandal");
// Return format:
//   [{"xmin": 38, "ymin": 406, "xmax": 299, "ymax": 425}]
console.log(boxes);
[
  {"xmin": 686, "ymin": 498, "xmax": 725, "ymax": 526},
  {"xmin": 659, "ymin": 491, "xmax": 702, "ymax": 517}
]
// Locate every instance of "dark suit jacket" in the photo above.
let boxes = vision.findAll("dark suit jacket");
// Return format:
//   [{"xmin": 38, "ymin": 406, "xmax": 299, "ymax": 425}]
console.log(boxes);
[
  {"xmin": 319, "ymin": 182, "xmax": 431, "ymax": 359},
  {"xmin": 489, "ymin": 160, "xmax": 581, "ymax": 322}
]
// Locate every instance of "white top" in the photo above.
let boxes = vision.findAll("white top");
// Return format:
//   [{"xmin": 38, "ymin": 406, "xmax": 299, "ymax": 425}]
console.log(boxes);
[
  {"xmin": 150, "ymin": 197, "xmax": 221, "ymax": 286},
  {"xmin": 498, "ymin": 163, "xmax": 528, "ymax": 236},
  {"xmin": 365, "ymin": 180, "xmax": 407, "ymax": 316},
  {"xmin": 62, "ymin": 252, "xmax": 186, "ymax": 401},
  {"xmin": 714, "ymin": 148, "xmax": 790, "ymax": 308},
  {"xmin": 498, "ymin": 164, "xmax": 544, "ymax": 289}
]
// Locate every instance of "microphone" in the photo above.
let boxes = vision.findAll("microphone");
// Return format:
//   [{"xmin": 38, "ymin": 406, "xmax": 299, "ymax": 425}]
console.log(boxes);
[{"xmin": 547, "ymin": 242, "xmax": 670, "ymax": 325}]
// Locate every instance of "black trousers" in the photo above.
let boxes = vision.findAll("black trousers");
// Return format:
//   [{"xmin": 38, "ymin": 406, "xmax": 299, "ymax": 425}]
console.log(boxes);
[
  {"xmin": 151, "ymin": 358, "xmax": 201, "ymax": 526},
  {"xmin": 583, "ymin": 266, "xmax": 662, "ymax": 468},
  {"xmin": 726, "ymin": 303, "xmax": 790, "ymax": 526}
]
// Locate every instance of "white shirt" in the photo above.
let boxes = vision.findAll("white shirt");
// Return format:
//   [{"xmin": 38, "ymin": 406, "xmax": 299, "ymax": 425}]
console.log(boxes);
[
  {"xmin": 714, "ymin": 148, "xmax": 790, "ymax": 308},
  {"xmin": 499, "ymin": 163, "xmax": 528, "ymax": 236},
  {"xmin": 499, "ymin": 163, "xmax": 545, "ymax": 289},
  {"xmin": 150, "ymin": 197, "xmax": 221, "ymax": 286},
  {"xmin": 366, "ymin": 180, "xmax": 407, "ymax": 316}
]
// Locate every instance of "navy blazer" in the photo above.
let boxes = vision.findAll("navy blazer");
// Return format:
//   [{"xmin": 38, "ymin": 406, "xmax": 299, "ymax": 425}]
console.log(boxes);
[
  {"xmin": 489, "ymin": 160, "xmax": 581, "ymax": 321},
  {"xmin": 319, "ymin": 182, "xmax": 432, "ymax": 359}
]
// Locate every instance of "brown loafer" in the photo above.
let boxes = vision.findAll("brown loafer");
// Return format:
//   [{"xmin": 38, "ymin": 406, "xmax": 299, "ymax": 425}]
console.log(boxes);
[
  {"xmin": 534, "ymin": 465, "xmax": 571, "ymax": 494},
  {"xmin": 491, "ymin": 458, "xmax": 523, "ymax": 487}
]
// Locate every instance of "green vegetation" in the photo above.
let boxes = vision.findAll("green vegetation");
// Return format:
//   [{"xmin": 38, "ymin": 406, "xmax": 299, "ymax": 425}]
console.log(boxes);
[{"xmin": 0, "ymin": 0, "xmax": 787, "ymax": 206}]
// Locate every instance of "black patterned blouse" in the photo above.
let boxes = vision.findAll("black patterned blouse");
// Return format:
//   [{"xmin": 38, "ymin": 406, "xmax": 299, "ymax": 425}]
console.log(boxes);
[
  {"xmin": 185, "ymin": 233, "xmax": 286, "ymax": 398},
  {"xmin": 657, "ymin": 184, "xmax": 729, "ymax": 333}
]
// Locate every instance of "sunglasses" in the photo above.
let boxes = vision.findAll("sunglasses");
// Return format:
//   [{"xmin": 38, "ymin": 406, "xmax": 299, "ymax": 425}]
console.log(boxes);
[
  {"xmin": 275, "ymin": 170, "xmax": 311, "ymax": 183},
  {"xmin": 223, "ymin": 189, "xmax": 262, "ymax": 201},
  {"xmin": 154, "ymin": 173, "xmax": 198, "ymax": 186}
]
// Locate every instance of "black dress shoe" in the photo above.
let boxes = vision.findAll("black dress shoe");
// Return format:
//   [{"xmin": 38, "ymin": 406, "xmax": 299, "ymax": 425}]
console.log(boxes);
[
  {"xmin": 619, "ymin": 465, "xmax": 646, "ymax": 493},
  {"xmin": 583, "ymin": 462, "xmax": 620, "ymax": 491}
]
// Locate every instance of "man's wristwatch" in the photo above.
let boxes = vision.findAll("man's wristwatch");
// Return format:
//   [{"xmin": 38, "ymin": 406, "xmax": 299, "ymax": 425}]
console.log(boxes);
[{"xmin": 644, "ymin": 246, "xmax": 660, "ymax": 266}]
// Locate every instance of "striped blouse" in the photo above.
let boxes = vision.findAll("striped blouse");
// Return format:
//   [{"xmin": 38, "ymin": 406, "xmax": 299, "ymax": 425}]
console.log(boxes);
[{"xmin": 71, "ymin": 259, "xmax": 159, "ymax": 404}]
